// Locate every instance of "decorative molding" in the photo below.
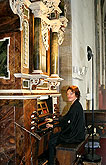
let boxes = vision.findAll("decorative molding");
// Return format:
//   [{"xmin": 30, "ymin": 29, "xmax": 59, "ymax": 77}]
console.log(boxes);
[
  {"xmin": 30, "ymin": 0, "xmax": 61, "ymax": 18},
  {"xmin": 72, "ymin": 66, "xmax": 88, "ymax": 81},
  {"xmin": 9, "ymin": 0, "xmax": 31, "ymax": 31},
  {"xmin": 14, "ymin": 73, "xmax": 48, "ymax": 79},
  {"xmin": 58, "ymin": 29, "xmax": 64, "ymax": 45},
  {"xmin": 14, "ymin": 72, "xmax": 48, "ymax": 90},
  {"xmin": 38, "ymin": 95, "xmax": 49, "ymax": 100},
  {"xmin": 23, "ymin": 0, "xmax": 31, "ymax": 7},
  {"xmin": 0, "ymin": 95, "xmax": 40, "ymax": 99},
  {"xmin": 0, "ymin": 89, "xmax": 58, "ymax": 94},
  {"xmin": 73, "ymin": 66, "xmax": 88, "ymax": 75},
  {"xmin": 47, "ymin": 74, "xmax": 63, "ymax": 90},
  {"xmin": 0, "ymin": 37, "xmax": 10, "ymax": 79},
  {"xmin": 58, "ymin": 17, "xmax": 68, "ymax": 45},
  {"xmin": 10, "ymin": 1, "xmax": 30, "ymax": 67},
  {"xmin": 41, "ymin": 20, "xmax": 50, "ymax": 50},
  {"xmin": 23, "ymin": 19, "xmax": 29, "ymax": 68},
  {"xmin": 32, "ymin": 70, "xmax": 43, "ymax": 74},
  {"xmin": 29, "ymin": 1, "xmax": 48, "ymax": 18},
  {"xmin": 30, "ymin": 78, "xmax": 45, "ymax": 90},
  {"xmin": 42, "ymin": 0, "xmax": 61, "ymax": 15},
  {"xmin": 50, "ymin": 19, "xmax": 62, "ymax": 32},
  {"xmin": 29, "ymin": 0, "xmax": 68, "ymax": 49},
  {"xmin": 50, "ymin": 94, "xmax": 61, "ymax": 97}
]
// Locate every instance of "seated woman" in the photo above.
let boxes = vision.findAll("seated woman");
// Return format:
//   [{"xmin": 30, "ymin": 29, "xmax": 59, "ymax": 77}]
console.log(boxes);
[{"xmin": 45, "ymin": 85, "xmax": 85, "ymax": 165}]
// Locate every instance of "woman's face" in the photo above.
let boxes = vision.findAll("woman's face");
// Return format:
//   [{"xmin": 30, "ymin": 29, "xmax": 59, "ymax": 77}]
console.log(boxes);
[{"xmin": 67, "ymin": 89, "xmax": 77, "ymax": 102}]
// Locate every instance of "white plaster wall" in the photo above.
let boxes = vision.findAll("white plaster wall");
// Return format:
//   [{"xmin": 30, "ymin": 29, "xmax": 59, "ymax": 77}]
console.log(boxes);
[
  {"xmin": 71, "ymin": 0, "xmax": 95, "ymax": 109},
  {"xmin": 103, "ymin": 1, "xmax": 106, "ymax": 86}
]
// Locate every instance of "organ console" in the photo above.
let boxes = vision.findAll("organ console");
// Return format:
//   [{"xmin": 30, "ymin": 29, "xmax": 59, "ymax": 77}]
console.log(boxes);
[
  {"xmin": 30, "ymin": 98, "xmax": 60, "ymax": 164},
  {"xmin": 31, "ymin": 101, "xmax": 52, "ymax": 135}
]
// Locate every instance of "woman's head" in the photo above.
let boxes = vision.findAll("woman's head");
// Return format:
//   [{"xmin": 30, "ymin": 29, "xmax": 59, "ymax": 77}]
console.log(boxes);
[{"xmin": 66, "ymin": 85, "xmax": 80, "ymax": 102}]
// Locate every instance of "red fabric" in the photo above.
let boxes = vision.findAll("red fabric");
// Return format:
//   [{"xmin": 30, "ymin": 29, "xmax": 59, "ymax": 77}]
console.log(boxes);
[{"xmin": 96, "ymin": 138, "xmax": 106, "ymax": 165}]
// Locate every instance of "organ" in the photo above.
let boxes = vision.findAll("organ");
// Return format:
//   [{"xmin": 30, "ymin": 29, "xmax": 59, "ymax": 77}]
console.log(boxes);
[
  {"xmin": 30, "ymin": 98, "xmax": 60, "ymax": 164},
  {"xmin": 31, "ymin": 99, "xmax": 59, "ymax": 137},
  {"xmin": 0, "ymin": 0, "xmax": 67, "ymax": 164}
]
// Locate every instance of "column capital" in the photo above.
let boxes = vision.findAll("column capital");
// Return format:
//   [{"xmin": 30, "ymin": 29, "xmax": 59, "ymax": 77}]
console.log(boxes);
[
  {"xmin": 29, "ymin": 1, "xmax": 48, "ymax": 18},
  {"xmin": 51, "ymin": 19, "xmax": 62, "ymax": 33},
  {"xmin": 29, "ymin": 0, "xmax": 68, "ymax": 49},
  {"xmin": 50, "ymin": 16, "xmax": 68, "ymax": 45},
  {"xmin": 42, "ymin": 0, "xmax": 61, "ymax": 15}
]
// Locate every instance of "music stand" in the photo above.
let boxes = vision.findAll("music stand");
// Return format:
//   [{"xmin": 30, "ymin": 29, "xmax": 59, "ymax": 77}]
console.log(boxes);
[{"xmin": 84, "ymin": 46, "xmax": 101, "ymax": 162}]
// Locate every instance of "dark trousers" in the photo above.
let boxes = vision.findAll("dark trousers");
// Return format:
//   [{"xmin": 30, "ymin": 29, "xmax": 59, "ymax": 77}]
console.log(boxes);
[{"xmin": 48, "ymin": 132, "xmax": 61, "ymax": 165}]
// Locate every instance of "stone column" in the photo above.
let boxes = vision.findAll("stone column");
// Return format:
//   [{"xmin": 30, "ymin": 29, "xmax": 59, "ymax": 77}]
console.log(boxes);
[
  {"xmin": 33, "ymin": 18, "xmax": 42, "ymax": 71},
  {"xmin": 51, "ymin": 32, "xmax": 58, "ymax": 75}
]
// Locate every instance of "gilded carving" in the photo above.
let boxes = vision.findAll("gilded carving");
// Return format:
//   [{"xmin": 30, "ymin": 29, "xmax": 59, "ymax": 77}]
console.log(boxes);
[
  {"xmin": 9, "ymin": 0, "xmax": 31, "ymax": 30},
  {"xmin": 30, "ymin": 0, "xmax": 68, "ymax": 50},
  {"xmin": 23, "ymin": 19, "xmax": 29, "ymax": 68},
  {"xmin": 42, "ymin": 0, "xmax": 61, "ymax": 15},
  {"xmin": 41, "ymin": 20, "xmax": 50, "ymax": 50},
  {"xmin": 58, "ymin": 17, "xmax": 68, "ymax": 45}
]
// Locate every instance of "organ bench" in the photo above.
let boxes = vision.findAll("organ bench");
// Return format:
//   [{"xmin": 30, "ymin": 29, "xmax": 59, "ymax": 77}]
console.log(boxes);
[{"xmin": 56, "ymin": 134, "xmax": 89, "ymax": 165}]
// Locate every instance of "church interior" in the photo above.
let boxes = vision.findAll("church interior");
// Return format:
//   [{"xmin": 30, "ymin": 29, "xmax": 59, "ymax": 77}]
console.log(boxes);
[{"xmin": 0, "ymin": 0, "xmax": 106, "ymax": 164}]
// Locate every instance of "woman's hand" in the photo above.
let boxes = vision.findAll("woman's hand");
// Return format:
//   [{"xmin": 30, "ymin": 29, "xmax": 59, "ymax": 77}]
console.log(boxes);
[
  {"xmin": 46, "ymin": 123, "xmax": 53, "ymax": 128},
  {"xmin": 45, "ymin": 118, "xmax": 53, "ymax": 123}
]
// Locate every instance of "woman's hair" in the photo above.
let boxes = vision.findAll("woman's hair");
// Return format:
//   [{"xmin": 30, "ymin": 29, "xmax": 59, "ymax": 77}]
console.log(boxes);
[{"xmin": 67, "ymin": 85, "xmax": 80, "ymax": 100}]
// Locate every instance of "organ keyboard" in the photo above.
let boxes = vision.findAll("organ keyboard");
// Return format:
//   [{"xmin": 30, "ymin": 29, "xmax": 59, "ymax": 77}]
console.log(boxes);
[
  {"xmin": 30, "ymin": 99, "xmax": 60, "ymax": 164},
  {"xmin": 30, "ymin": 101, "xmax": 54, "ymax": 136}
]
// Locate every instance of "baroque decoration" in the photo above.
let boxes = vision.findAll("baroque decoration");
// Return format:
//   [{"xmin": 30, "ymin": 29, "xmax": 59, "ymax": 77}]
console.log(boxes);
[
  {"xmin": 30, "ymin": 0, "xmax": 68, "ymax": 50},
  {"xmin": 9, "ymin": 0, "xmax": 68, "ymax": 49},
  {"xmin": 10, "ymin": 0, "xmax": 30, "ymax": 68},
  {"xmin": 42, "ymin": 0, "xmax": 60, "ymax": 15},
  {"xmin": 41, "ymin": 20, "xmax": 50, "ymax": 50},
  {"xmin": 42, "ymin": 0, "xmax": 68, "ymax": 46},
  {"xmin": 10, "ymin": 0, "xmax": 68, "ymax": 90},
  {"xmin": 9, "ymin": 0, "xmax": 31, "ymax": 30}
]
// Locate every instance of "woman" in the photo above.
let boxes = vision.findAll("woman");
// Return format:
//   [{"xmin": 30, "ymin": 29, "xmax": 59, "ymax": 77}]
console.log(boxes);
[{"xmin": 46, "ymin": 85, "xmax": 85, "ymax": 165}]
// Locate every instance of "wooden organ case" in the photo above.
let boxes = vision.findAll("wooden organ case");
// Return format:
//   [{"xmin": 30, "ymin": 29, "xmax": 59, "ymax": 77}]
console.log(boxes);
[{"xmin": 0, "ymin": 0, "xmax": 67, "ymax": 164}]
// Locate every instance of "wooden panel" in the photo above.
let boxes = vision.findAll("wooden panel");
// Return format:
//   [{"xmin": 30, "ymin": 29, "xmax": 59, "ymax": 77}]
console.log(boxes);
[
  {"xmin": 0, "ymin": 100, "xmax": 15, "ymax": 164},
  {"xmin": 56, "ymin": 135, "xmax": 89, "ymax": 165},
  {"xmin": 0, "ymin": 31, "xmax": 22, "ymax": 90},
  {"xmin": 0, "ymin": 0, "xmax": 20, "ymax": 34},
  {"xmin": 56, "ymin": 149, "xmax": 76, "ymax": 165}
]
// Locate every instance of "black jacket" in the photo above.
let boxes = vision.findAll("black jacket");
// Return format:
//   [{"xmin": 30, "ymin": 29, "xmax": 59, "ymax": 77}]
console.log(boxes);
[{"xmin": 58, "ymin": 99, "xmax": 85, "ymax": 143}]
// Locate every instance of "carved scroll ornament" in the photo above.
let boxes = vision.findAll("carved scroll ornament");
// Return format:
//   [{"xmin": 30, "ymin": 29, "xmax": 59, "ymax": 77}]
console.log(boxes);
[
  {"xmin": 9, "ymin": 0, "xmax": 31, "ymax": 30},
  {"xmin": 42, "ymin": 0, "xmax": 61, "ymax": 15},
  {"xmin": 41, "ymin": 20, "xmax": 50, "ymax": 50}
]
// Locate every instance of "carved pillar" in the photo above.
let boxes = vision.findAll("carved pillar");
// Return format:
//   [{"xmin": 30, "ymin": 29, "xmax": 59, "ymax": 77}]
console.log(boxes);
[
  {"xmin": 33, "ymin": 18, "xmax": 42, "ymax": 71},
  {"xmin": 51, "ymin": 32, "xmax": 58, "ymax": 75}
]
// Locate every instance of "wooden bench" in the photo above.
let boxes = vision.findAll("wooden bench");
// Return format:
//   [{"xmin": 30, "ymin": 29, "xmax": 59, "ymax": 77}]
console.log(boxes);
[{"xmin": 56, "ymin": 134, "xmax": 89, "ymax": 165}]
